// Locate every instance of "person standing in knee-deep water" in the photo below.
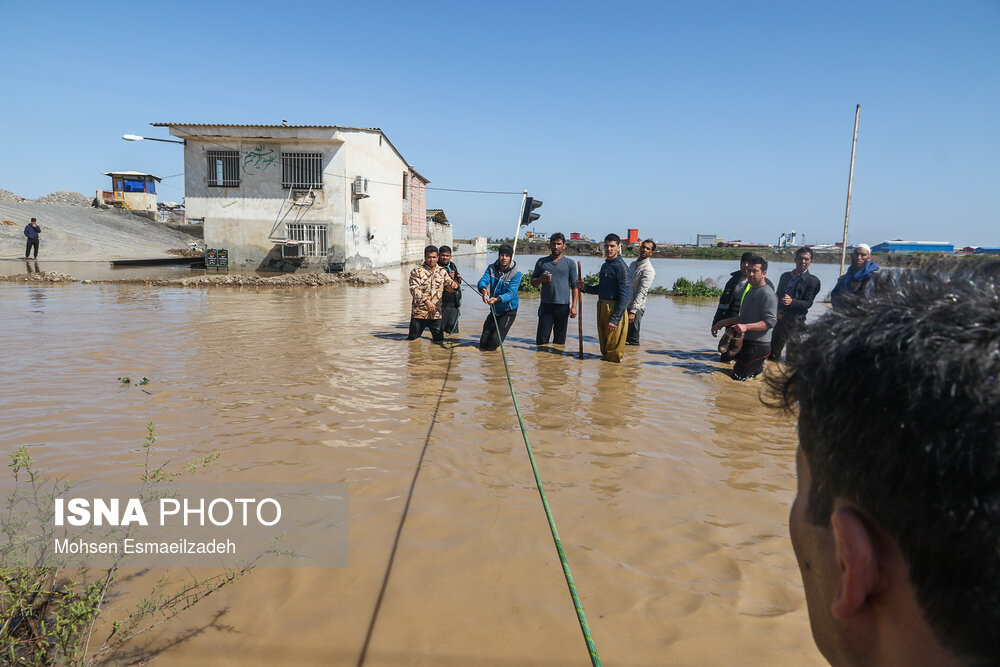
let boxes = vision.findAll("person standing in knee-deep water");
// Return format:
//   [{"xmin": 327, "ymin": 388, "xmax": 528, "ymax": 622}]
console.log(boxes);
[
  {"xmin": 477, "ymin": 244, "xmax": 521, "ymax": 351},
  {"xmin": 531, "ymin": 233, "xmax": 578, "ymax": 346},
  {"xmin": 830, "ymin": 244, "xmax": 880, "ymax": 309},
  {"xmin": 407, "ymin": 245, "xmax": 458, "ymax": 343},
  {"xmin": 577, "ymin": 233, "xmax": 630, "ymax": 362},
  {"xmin": 769, "ymin": 246, "xmax": 821, "ymax": 362},
  {"xmin": 437, "ymin": 245, "xmax": 462, "ymax": 336},
  {"xmin": 711, "ymin": 255, "xmax": 776, "ymax": 381},
  {"xmin": 24, "ymin": 218, "xmax": 40, "ymax": 260},
  {"xmin": 626, "ymin": 239, "xmax": 656, "ymax": 346}
]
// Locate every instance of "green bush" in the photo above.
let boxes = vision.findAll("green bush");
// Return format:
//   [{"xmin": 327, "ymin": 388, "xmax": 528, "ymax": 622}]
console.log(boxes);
[{"xmin": 667, "ymin": 277, "xmax": 723, "ymax": 298}]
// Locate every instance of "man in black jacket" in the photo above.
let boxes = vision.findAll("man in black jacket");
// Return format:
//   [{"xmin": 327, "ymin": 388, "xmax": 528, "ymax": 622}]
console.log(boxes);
[
  {"xmin": 769, "ymin": 246, "xmax": 821, "ymax": 361},
  {"xmin": 713, "ymin": 252, "xmax": 755, "ymax": 327}
]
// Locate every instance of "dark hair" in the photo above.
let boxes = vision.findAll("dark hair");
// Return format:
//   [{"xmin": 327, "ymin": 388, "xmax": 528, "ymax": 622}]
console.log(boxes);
[
  {"xmin": 767, "ymin": 262, "xmax": 1000, "ymax": 660},
  {"xmin": 424, "ymin": 245, "xmax": 438, "ymax": 257},
  {"xmin": 642, "ymin": 238, "xmax": 656, "ymax": 251},
  {"xmin": 795, "ymin": 246, "xmax": 814, "ymax": 259},
  {"xmin": 498, "ymin": 244, "xmax": 514, "ymax": 257},
  {"xmin": 748, "ymin": 254, "xmax": 767, "ymax": 272},
  {"xmin": 31, "ymin": 217, "xmax": 36, "ymax": 222},
  {"xmin": 550, "ymin": 232, "xmax": 565, "ymax": 244},
  {"xmin": 438, "ymin": 245, "xmax": 452, "ymax": 255},
  {"xmin": 604, "ymin": 233, "xmax": 621, "ymax": 244},
  {"xmin": 740, "ymin": 251, "xmax": 756, "ymax": 264}
]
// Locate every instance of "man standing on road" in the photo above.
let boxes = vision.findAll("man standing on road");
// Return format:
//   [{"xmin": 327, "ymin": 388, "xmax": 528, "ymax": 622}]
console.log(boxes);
[
  {"xmin": 830, "ymin": 244, "xmax": 880, "ymax": 309},
  {"xmin": 530, "ymin": 233, "xmax": 578, "ymax": 346},
  {"xmin": 626, "ymin": 239, "xmax": 656, "ymax": 346},
  {"xmin": 769, "ymin": 246, "xmax": 821, "ymax": 361},
  {"xmin": 408, "ymin": 245, "xmax": 458, "ymax": 343},
  {"xmin": 774, "ymin": 264, "xmax": 1000, "ymax": 667},
  {"xmin": 437, "ymin": 245, "xmax": 462, "ymax": 336},
  {"xmin": 24, "ymin": 218, "xmax": 40, "ymax": 260},
  {"xmin": 711, "ymin": 255, "xmax": 776, "ymax": 380},
  {"xmin": 577, "ymin": 233, "xmax": 630, "ymax": 362}
]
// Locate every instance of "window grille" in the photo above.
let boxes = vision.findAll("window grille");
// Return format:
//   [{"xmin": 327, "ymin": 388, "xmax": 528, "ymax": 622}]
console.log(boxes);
[
  {"xmin": 282, "ymin": 153, "xmax": 323, "ymax": 189},
  {"xmin": 286, "ymin": 223, "xmax": 328, "ymax": 258},
  {"xmin": 206, "ymin": 150, "xmax": 240, "ymax": 187}
]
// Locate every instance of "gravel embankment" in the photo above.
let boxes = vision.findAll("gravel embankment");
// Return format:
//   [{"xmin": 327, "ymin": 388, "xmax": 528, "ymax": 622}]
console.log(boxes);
[
  {"xmin": 0, "ymin": 270, "xmax": 389, "ymax": 287},
  {"xmin": 1, "ymin": 190, "xmax": 197, "ymax": 261}
]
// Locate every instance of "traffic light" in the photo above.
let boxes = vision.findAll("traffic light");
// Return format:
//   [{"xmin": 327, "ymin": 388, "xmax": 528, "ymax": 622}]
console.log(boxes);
[{"xmin": 520, "ymin": 197, "xmax": 542, "ymax": 226}]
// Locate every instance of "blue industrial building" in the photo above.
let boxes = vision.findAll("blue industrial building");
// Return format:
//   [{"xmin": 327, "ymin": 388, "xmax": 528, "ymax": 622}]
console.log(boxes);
[{"xmin": 870, "ymin": 240, "xmax": 954, "ymax": 254}]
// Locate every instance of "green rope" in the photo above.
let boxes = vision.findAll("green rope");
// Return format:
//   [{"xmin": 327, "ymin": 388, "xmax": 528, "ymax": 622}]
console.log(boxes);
[{"xmin": 483, "ymin": 291, "xmax": 602, "ymax": 666}]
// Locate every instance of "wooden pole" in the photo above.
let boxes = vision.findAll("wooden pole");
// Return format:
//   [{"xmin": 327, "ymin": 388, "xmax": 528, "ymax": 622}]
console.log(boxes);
[
  {"xmin": 577, "ymin": 260, "xmax": 584, "ymax": 359},
  {"xmin": 839, "ymin": 104, "xmax": 861, "ymax": 276}
]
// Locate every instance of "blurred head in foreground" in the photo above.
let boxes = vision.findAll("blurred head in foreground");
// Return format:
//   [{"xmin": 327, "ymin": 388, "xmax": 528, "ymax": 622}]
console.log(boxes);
[{"xmin": 769, "ymin": 262, "xmax": 1000, "ymax": 666}]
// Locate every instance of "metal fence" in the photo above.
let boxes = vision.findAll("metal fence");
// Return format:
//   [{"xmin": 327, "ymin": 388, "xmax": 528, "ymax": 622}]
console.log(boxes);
[
  {"xmin": 206, "ymin": 150, "xmax": 241, "ymax": 187},
  {"xmin": 282, "ymin": 153, "xmax": 323, "ymax": 189},
  {"xmin": 286, "ymin": 223, "xmax": 328, "ymax": 258}
]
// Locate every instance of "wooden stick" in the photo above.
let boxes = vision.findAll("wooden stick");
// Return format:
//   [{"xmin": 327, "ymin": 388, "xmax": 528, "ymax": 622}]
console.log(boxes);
[
  {"xmin": 577, "ymin": 260, "xmax": 584, "ymax": 359},
  {"xmin": 839, "ymin": 104, "xmax": 861, "ymax": 276}
]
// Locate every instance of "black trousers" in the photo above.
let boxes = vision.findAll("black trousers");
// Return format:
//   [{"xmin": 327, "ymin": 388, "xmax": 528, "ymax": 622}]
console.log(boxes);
[
  {"xmin": 440, "ymin": 305, "xmax": 460, "ymax": 335},
  {"xmin": 536, "ymin": 302, "xmax": 570, "ymax": 345},
  {"xmin": 626, "ymin": 308, "xmax": 644, "ymax": 345},
  {"xmin": 480, "ymin": 310, "xmax": 517, "ymax": 351},
  {"xmin": 769, "ymin": 317, "xmax": 803, "ymax": 360},
  {"xmin": 25, "ymin": 238, "xmax": 39, "ymax": 259},
  {"xmin": 732, "ymin": 341, "xmax": 771, "ymax": 381},
  {"xmin": 407, "ymin": 317, "xmax": 443, "ymax": 342}
]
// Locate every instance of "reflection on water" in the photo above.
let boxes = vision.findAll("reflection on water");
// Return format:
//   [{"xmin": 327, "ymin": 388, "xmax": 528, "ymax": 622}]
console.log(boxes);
[{"xmin": 0, "ymin": 263, "xmax": 823, "ymax": 666}]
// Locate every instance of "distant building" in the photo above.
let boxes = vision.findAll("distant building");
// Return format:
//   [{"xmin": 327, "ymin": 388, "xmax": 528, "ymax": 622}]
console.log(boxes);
[
  {"xmin": 426, "ymin": 209, "xmax": 453, "ymax": 249},
  {"xmin": 625, "ymin": 228, "xmax": 639, "ymax": 245},
  {"xmin": 152, "ymin": 122, "xmax": 427, "ymax": 271},
  {"xmin": 696, "ymin": 234, "xmax": 717, "ymax": 248},
  {"xmin": 870, "ymin": 240, "xmax": 954, "ymax": 254},
  {"xmin": 98, "ymin": 171, "xmax": 161, "ymax": 214},
  {"xmin": 570, "ymin": 232, "xmax": 582, "ymax": 241},
  {"xmin": 974, "ymin": 246, "xmax": 1000, "ymax": 255}
]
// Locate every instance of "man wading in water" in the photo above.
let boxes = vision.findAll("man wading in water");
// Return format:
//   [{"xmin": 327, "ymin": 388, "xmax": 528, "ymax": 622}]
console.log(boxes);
[
  {"xmin": 407, "ymin": 245, "xmax": 458, "ymax": 342},
  {"xmin": 477, "ymin": 245, "xmax": 521, "ymax": 351},
  {"xmin": 577, "ymin": 233, "xmax": 630, "ymax": 362}
]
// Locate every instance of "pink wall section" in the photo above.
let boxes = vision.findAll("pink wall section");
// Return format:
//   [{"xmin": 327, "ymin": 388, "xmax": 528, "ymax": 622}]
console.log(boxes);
[{"xmin": 402, "ymin": 169, "xmax": 427, "ymax": 239}]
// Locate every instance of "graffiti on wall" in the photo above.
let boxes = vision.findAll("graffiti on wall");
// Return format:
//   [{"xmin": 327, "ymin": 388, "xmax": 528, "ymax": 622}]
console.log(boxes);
[{"xmin": 243, "ymin": 144, "xmax": 277, "ymax": 174}]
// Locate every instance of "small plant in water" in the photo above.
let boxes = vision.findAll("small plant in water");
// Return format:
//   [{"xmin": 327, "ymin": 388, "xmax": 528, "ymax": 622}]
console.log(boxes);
[
  {"xmin": 117, "ymin": 377, "xmax": 130, "ymax": 385},
  {"xmin": 0, "ymin": 423, "xmax": 262, "ymax": 666},
  {"xmin": 138, "ymin": 377, "xmax": 150, "ymax": 386}
]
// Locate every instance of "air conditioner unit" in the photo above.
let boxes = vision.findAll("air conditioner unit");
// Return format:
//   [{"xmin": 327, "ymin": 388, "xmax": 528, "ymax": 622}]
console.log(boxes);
[{"xmin": 352, "ymin": 176, "xmax": 370, "ymax": 198}]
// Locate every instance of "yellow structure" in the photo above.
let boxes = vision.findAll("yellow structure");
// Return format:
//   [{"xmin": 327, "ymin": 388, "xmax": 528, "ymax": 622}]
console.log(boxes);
[{"xmin": 98, "ymin": 171, "xmax": 161, "ymax": 212}]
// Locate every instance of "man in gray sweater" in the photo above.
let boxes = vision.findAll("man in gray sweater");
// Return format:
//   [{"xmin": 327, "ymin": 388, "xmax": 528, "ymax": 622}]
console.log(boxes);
[{"xmin": 711, "ymin": 255, "xmax": 777, "ymax": 380}]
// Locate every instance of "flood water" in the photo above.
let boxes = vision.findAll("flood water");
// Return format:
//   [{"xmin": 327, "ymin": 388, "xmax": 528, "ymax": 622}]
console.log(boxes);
[{"xmin": 0, "ymin": 256, "xmax": 829, "ymax": 666}]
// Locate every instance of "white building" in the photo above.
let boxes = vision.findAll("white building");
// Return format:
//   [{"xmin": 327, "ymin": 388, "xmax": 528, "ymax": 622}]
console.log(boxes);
[{"xmin": 152, "ymin": 123, "xmax": 428, "ymax": 271}]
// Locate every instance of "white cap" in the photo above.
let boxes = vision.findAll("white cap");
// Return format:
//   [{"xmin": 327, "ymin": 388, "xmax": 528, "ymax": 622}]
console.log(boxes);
[{"xmin": 856, "ymin": 243, "xmax": 871, "ymax": 253}]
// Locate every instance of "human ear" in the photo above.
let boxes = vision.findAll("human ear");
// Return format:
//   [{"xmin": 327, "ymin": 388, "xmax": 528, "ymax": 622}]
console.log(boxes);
[{"xmin": 829, "ymin": 507, "xmax": 881, "ymax": 620}]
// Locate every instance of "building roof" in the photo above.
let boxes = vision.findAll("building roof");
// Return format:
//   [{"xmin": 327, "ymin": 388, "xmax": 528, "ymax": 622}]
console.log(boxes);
[
  {"xmin": 150, "ymin": 123, "xmax": 428, "ymax": 182},
  {"xmin": 427, "ymin": 209, "xmax": 449, "ymax": 224},
  {"xmin": 102, "ymin": 171, "xmax": 162, "ymax": 181}
]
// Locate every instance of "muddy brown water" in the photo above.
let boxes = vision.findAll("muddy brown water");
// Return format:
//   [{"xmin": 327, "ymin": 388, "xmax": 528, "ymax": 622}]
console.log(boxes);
[{"xmin": 0, "ymin": 256, "xmax": 829, "ymax": 666}]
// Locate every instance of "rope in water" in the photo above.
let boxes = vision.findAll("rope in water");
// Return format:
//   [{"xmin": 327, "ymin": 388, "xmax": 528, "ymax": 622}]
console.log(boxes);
[{"xmin": 469, "ymin": 274, "xmax": 602, "ymax": 666}]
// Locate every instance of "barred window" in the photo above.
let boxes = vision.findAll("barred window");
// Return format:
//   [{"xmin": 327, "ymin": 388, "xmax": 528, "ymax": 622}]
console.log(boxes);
[
  {"xmin": 206, "ymin": 150, "xmax": 240, "ymax": 187},
  {"xmin": 282, "ymin": 153, "xmax": 323, "ymax": 189},
  {"xmin": 286, "ymin": 223, "xmax": 328, "ymax": 258}
]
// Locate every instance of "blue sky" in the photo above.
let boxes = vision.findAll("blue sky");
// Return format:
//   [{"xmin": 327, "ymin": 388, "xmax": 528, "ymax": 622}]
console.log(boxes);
[{"xmin": 2, "ymin": 1, "xmax": 997, "ymax": 246}]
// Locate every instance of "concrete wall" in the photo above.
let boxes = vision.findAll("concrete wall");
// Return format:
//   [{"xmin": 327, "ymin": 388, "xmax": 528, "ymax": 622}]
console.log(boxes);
[
  {"xmin": 178, "ymin": 125, "xmax": 407, "ymax": 271},
  {"xmin": 452, "ymin": 237, "xmax": 488, "ymax": 256},
  {"xmin": 428, "ymin": 221, "xmax": 453, "ymax": 249}
]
